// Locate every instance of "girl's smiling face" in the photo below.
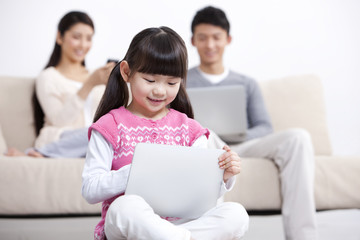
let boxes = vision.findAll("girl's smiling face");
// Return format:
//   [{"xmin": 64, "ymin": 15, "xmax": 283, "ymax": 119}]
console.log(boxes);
[
  {"xmin": 57, "ymin": 23, "xmax": 94, "ymax": 64},
  {"xmin": 121, "ymin": 61, "xmax": 181, "ymax": 120}
]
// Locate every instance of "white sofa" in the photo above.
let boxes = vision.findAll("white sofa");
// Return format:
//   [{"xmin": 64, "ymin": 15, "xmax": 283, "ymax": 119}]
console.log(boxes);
[
  {"xmin": 0, "ymin": 74, "xmax": 359, "ymax": 238},
  {"xmin": 224, "ymin": 75, "xmax": 360, "ymax": 210}
]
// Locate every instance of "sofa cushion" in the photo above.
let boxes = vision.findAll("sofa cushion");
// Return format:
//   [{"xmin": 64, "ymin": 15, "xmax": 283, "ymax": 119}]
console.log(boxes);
[
  {"xmin": 259, "ymin": 75, "xmax": 332, "ymax": 155},
  {"xmin": 0, "ymin": 156, "xmax": 101, "ymax": 215},
  {"xmin": 224, "ymin": 158, "xmax": 282, "ymax": 210},
  {"xmin": 0, "ymin": 125, "xmax": 7, "ymax": 154},
  {"xmin": 224, "ymin": 156, "xmax": 360, "ymax": 211},
  {"xmin": 315, "ymin": 156, "xmax": 360, "ymax": 210},
  {"xmin": 0, "ymin": 76, "xmax": 36, "ymax": 151}
]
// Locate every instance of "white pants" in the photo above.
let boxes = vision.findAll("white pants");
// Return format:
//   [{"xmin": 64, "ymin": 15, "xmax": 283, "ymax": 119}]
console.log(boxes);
[
  {"xmin": 208, "ymin": 128, "xmax": 318, "ymax": 240},
  {"xmin": 104, "ymin": 195, "xmax": 249, "ymax": 240}
]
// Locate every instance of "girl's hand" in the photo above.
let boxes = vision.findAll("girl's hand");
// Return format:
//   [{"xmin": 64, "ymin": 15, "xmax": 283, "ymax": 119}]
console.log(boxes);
[{"xmin": 218, "ymin": 145, "xmax": 242, "ymax": 183}]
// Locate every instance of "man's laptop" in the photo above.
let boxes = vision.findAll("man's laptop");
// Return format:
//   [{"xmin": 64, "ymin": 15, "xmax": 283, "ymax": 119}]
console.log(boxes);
[
  {"xmin": 125, "ymin": 143, "xmax": 224, "ymax": 219},
  {"xmin": 187, "ymin": 85, "xmax": 247, "ymax": 143}
]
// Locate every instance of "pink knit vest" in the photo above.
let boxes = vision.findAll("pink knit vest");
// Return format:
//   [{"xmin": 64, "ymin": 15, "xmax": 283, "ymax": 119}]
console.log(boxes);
[{"xmin": 89, "ymin": 107, "xmax": 209, "ymax": 240}]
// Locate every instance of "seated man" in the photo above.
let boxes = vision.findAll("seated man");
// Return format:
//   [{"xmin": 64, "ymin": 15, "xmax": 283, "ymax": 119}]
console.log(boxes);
[{"xmin": 187, "ymin": 6, "xmax": 318, "ymax": 240}]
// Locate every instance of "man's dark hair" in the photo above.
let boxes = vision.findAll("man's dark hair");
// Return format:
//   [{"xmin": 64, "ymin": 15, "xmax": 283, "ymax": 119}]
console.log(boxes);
[{"xmin": 191, "ymin": 6, "xmax": 230, "ymax": 35}]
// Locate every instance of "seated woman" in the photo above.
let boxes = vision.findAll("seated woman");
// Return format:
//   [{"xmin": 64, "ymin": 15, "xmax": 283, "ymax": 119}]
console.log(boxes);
[{"xmin": 6, "ymin": 11, "xmax": 115, "ymax": 158}]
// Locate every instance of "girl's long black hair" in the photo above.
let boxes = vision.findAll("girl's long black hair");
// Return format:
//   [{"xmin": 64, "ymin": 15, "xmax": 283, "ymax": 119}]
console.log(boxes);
[
  {"xmin": 93, "ymin": 26, "xmax": 193, "ymax": 122},
  {"xmin": 33, "ymin": 11, "xmax": 94, "ymax": 135}
]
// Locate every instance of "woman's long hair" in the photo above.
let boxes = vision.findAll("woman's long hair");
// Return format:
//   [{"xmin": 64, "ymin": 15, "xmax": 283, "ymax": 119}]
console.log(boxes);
[
  {"xmin": 33, "ymin": 11, "xmax": 94, "ymax": 135},
  {"xmin": 94, "ymin": 26, "xmax": 193, "ymax": 122}
]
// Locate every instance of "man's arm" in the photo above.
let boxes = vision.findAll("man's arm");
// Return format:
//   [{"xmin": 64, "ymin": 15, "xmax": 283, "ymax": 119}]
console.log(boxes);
[{"xmin": 245, "ymin": 80, "xmax": 273, "ymax": 140}]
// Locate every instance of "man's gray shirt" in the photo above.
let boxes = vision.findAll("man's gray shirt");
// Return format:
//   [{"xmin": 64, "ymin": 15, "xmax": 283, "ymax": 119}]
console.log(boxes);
[{"xmin": 187, "ymin": 67, "xmax": 273, "ymax": 141}]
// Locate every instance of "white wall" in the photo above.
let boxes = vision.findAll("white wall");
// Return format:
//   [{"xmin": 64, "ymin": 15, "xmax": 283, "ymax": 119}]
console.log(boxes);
[{"xmin": 1, "ymin": 0, "xmax": 359, "ymax": 155}]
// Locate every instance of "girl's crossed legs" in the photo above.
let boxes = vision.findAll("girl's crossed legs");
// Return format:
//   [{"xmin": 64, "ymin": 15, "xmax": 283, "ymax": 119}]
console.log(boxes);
[{"xmin": 104, "ymin": 195, "xmax": 249, "ymax": 240}]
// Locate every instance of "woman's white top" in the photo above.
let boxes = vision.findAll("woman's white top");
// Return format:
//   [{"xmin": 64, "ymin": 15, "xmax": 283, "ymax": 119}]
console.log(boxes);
[{"xmin": 35, "ymin": 67, "xmax": 105, "ymax": 148}]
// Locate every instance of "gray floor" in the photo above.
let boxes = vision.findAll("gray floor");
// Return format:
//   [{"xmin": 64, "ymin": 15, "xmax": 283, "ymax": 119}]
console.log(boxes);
[
  {"xmin": 245, "ymin": 209, "xmax": 360, "ymax": 240},
  {"xmin": 0, "ymin": 216, "xmax": 98, "ymax": 240},
  {"xmin": 0, "ymin": 209, "xmax": 359, "ymax": 239}
]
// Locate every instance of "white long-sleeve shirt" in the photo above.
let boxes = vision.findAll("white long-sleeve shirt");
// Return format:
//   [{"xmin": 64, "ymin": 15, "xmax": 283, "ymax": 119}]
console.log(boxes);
[{"xmin": 82, "ymin": 130, "xmax": 236, "ymax": 204}]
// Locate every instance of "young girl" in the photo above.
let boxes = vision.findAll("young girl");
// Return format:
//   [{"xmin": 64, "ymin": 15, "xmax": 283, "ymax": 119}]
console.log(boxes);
[{"xmin": 82, "ymin": 26, "xmax": 249, "ymax": 240}]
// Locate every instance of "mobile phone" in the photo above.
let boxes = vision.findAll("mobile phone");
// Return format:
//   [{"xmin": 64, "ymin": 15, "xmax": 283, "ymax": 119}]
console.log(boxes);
[{"xmin": 107, "ymin": 58, "xmax": 119, "ymax": 64}]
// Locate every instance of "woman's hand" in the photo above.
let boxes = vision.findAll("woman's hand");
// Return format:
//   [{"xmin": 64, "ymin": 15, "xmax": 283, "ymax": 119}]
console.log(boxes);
[
  {"xmin": 78, "ymin": 62, "xmax": 116, "ymax": 100},
  {"xmin": 218, "ymin": 145, "xmax": 242, "ymax": 183},
  {"xmin": 88, "ymin": 62, "xmax": 116, "ymax": 86}
]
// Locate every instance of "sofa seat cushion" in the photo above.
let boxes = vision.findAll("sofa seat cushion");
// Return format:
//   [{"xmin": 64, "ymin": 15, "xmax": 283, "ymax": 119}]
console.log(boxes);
[
  {"xmin": 0, "ymin": 156, "xmax": 101, "ymax": 215},
  {"xmin": 224, "ymin": 158, "xmax": 282, "ymax": 210},
  {"xmin": 315, "ymin": 156, "xmax": 360, "ymax": 210},
  {"xmin": 224, "ymin": 156, "xmax": 360, "ymax": 211},
  {"xmin": 1, "ymin": 155, "xmax": 359, "ymax": 214}
]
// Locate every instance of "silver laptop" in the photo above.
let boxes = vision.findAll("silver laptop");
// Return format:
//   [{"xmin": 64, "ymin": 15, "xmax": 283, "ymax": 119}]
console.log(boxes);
[
  {"xmin": 125, "ymin": 143, "xmax": 224, "ymax": 219},
  {"xmin": 187, "ymin": 85, "xmax": 247, "ymax": 143}
]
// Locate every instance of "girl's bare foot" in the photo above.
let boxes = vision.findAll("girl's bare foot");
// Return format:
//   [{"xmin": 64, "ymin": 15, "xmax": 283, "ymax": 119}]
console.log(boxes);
[{"xmin": 5, "ymin": 147, "xmax": 26, "ymax": 156}]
